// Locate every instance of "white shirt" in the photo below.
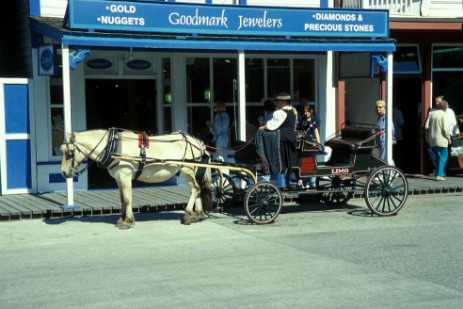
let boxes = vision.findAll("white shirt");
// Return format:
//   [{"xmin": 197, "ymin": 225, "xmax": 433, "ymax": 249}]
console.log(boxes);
[
  {"xmin": 265, "ymin": 106, "xmax": 292, "ymax": 131},
  {"xmin": 446, "ymin": 107, "xmax": 458, "ymax": 137}
]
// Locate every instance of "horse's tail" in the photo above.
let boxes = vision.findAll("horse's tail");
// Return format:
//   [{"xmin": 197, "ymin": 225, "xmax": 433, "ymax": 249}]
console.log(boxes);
[{"xmin": 198, "ymin": 152, "xmax": 212, "ymax": 212}]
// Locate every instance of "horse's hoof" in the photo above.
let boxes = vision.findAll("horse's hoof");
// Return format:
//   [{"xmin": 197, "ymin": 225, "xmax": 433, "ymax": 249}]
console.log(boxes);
[
  {"xmin": 116, "ymin": 218, "xmax": 124, "ymax": 228},
  {"xmin": 196, "ymin": 211, "xmax": 208, "ymax": 220},
  {"xmin": 182, "ymin": 218, "xmax": 191, "ymax": 225},
  {"xmin": 115, "ymin": 219, "xmax": 134, "ymax": 229},
  {"xmin": 190, "ymin": 212, "xmax": 201, "ymax": 223}
]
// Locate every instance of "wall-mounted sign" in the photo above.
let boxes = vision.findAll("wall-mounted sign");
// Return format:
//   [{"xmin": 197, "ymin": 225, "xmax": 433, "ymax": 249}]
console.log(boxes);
[
  {"xmin": 86, "ymin": 58, "xmax": 113, "ymax": 70},
  {"xmin": 126, "ymin": 59, "xmax": 151, "ymax": 70},
  {"xmin": 69, "ymin": 0, "xmax": 389, "ymax": 38},
  {"xmin": 38, "ymin": 45, "xmax": 57, "ymax": 76}
]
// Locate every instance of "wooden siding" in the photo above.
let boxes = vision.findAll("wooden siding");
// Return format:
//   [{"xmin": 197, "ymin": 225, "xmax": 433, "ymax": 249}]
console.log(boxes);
[{"xmin": 422, "ymin": 0, "xmax": 463, "ymax": 17}]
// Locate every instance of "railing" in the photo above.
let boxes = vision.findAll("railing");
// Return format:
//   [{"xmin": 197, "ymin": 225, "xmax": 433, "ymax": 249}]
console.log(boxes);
[
  {"xmin": 339, "ymin": 0, "xmax": 463, "ymax": 18},
  {"xmin": 338, "ymin": 0, "xmax": 415, "ymax": 16}
]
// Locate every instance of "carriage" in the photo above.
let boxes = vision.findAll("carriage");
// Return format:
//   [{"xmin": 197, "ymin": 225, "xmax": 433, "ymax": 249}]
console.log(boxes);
[
  {"xmin": 60, "ymin": 125, "xmax": 408, "ymax": 228},
  {"xmin": 210, "ymin": 125, "xmax": 408, "ymax": 224}
]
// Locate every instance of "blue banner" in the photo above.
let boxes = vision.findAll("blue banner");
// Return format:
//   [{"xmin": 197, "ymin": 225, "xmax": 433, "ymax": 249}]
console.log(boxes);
[{"xmin": 69, "ymin": 0, "xmax": 389, "ymax": 38}]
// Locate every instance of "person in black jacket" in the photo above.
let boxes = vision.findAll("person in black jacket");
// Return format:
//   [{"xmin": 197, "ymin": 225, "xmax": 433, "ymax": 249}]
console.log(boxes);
[{"xmin": 263, "ymin": 92, "xmax": 297, "ymax": 189}]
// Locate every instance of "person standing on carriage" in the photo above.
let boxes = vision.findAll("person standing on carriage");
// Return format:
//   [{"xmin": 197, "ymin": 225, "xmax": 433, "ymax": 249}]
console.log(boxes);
[
  {"xmin": 262, "ymin": 92, "xmax": 297, "ymax": 189},
  {"xmin": 206, "ymin": 101, "xmax": 230, "ymax": 162},
  {"xmin": 297, "ymin": 104, "xmax": 321, "ymax": 188}
]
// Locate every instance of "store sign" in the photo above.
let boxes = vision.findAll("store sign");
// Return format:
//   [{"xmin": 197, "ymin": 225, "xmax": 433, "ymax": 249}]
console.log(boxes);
[
  {"xmin": 69, "ymin": 0, "xmax": 389, "ymax": 38},
  {"xmin": 126, "ymin": 59, "xmax": 151, "ymax": 70},
  {"xmin": 38, "ymin": 45, "xmax": 56, "ymax": 76},
  {"xmin": 86, "ymin": 58, "xmax": 113, "ymax": 69}
]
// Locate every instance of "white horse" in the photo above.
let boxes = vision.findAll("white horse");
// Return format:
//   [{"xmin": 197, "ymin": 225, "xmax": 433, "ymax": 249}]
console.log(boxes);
[{"xmin": 60, "ymin": 128, "xmax": 212, "ymax": 228}]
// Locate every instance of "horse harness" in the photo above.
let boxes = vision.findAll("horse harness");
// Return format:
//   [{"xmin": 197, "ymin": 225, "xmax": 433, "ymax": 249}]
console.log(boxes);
[
  {"xmin": 134, "ymin": 131, "xmax": 150, "ymax": 179},
  {"xmin": 64, "ymin": 128, "xmax": 207, "ymax": 180}
]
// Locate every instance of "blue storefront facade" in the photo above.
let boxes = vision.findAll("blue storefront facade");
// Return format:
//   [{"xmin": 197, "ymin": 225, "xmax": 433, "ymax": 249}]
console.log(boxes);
[{"xmin": 0, "ymin": 0, "xmax": 395, "ymax": 195}]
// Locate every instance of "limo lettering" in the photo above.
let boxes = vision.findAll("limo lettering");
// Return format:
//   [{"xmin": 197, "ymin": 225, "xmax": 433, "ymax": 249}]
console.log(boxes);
[{"xmin": 331, "ymin": 168, "xmax": 349, "ymax": 174}]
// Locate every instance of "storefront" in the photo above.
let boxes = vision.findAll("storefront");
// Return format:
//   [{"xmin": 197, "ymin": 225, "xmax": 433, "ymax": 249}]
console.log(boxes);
[{"xmin": 1, "ymin": 0, "xmax": 396, "ymax": 196}]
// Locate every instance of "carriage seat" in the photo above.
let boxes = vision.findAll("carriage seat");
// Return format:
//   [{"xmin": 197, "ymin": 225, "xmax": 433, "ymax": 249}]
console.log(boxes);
[
  {"xmin": 296, "ymin": 130, "xmax": 324, "ymax": 155},
  {"xmin": 298, "ymin": 139, "xmax": 324, "ymax": 155},
  {"xmin": 324, "ymin": 127, "xmax": 376, "ymax": 151}
]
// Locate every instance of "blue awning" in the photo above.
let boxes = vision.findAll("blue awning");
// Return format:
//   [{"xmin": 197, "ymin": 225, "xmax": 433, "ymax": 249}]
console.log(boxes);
[{"xmin": 30, "ymin": 16, "xmax": 395, "ymax": 53}]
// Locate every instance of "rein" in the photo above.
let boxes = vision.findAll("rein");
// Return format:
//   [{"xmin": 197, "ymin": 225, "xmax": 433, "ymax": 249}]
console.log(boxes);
[{"xmin": 205, "ymin": 139, "xmax": 255, "ymax": 153}]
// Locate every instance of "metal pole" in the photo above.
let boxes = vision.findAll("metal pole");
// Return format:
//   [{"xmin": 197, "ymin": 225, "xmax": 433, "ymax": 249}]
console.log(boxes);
[
  {"xmin": 61, "ymin": 44, "xmax": 78, "ymax": 209},
  {"xmin": 386, "ymin": 52, "xmax": 394, "ymax": 165},
  {"xmin": 238, "ymin": 50, "xmax": 246, "ymax": 141}
]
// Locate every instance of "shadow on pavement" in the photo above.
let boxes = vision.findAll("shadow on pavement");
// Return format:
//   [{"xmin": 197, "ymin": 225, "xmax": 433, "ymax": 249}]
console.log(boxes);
[{"xmin": 42, "ymin": 211, "xmax": 184, "ymax": 225}]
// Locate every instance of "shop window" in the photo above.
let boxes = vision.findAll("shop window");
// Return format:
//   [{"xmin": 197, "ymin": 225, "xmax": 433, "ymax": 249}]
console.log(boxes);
[
  {"xmin": 433, "ymin": 71, "xmax": 463, "ymax": 116},
  {"xmin": 186, "ymin": 55, "xmax": 316, "ymax": 145},
  {"xmin": 433, "ymin": 46, "xmax": 463, "ymax": 68},
  {"xmin": 293, "ymin": 59, "xmax": 316, "ymax": 102},
  {"xmin": 213, "ymin": 58, "xmax": 237, "ymax": 103},
  {"xmin": 267, "ymin": 58, "xmax": 290, "ymax": 97},
  {"xmin": 245, "ymin": 58, "xmax": 264, "ymax": 102},
  {"xmin": 163, "ymin": 107, "xmax": 172, "ymax": 134},
  {"xmin": 394, "ymin": 45, "xmax": 421, "ymax": 73},
  {"xmin": 186, "ymin": 57, "xmax": 211, "ymax": 103},
  {"xmin": 187, "ymin": 106, "xmax": 212, "ymax": 144},
  {"xmin": 162, "ymin": 57, "xmax": 172, "ymax": 134},
  {"xmin": 50, "ymin": 76, "xmax": 64, "ymax": 157},
  {"xmin": 432, "ymin": 45, "xmax": 463, "ymax": 117}
]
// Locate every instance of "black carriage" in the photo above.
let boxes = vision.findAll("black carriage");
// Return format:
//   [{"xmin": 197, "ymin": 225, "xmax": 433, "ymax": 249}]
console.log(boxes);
[{"xmin": 210, "ymin": 125, "xmax": 409, "ymax": 224}]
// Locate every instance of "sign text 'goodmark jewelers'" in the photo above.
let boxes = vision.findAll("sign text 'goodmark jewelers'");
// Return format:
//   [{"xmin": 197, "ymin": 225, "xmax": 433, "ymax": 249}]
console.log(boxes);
[{"xmin": 69, "ymin": 0, "xmax": 389, "ymax": 38}]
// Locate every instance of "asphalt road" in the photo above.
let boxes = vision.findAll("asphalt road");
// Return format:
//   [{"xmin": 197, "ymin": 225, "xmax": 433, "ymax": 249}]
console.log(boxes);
[{"xmin": 0, "ymin": 194, "xmax": 462, "ymax": 309}]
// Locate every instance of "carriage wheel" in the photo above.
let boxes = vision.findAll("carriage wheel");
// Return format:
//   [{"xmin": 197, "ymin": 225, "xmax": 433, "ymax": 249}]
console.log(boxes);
[
  {"xmin": 365, "ymin": 166, "xmax": 408, "ymax": 216},
  {"xmin": 228, "ymin": 172, "xmax": 255, "ymax": 203},
  {"xmin": 211, "ymin": 173, "xmax": 236, "ymax": 212},
  {"xmin": 244, "ymin": 182, "xmax": 282, "ymax": 224},
  {"xmin": 317, "ymin": 175, "xmax": 355, "ymax": 206}
]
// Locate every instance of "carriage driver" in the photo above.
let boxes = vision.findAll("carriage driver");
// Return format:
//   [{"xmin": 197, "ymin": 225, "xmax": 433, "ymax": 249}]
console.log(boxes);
[{"xmin": 262, "ymin": 92, "xmax": 297, "ymax": 189}]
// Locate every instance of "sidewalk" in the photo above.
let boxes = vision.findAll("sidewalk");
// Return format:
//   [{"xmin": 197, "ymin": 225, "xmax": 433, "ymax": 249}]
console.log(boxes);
[
  {"xmin": 0, "ymin": 174, "xmax": 461, "ymax": 221},
  {"xmin": 404, "ymin": 174, "xmax": 463, "ymax": 194}
]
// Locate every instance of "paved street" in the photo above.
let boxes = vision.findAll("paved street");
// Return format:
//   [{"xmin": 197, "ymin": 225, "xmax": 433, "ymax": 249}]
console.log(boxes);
[{"xmin": 0, "ymin": 194, "xmax": 462, "ymax": 309}]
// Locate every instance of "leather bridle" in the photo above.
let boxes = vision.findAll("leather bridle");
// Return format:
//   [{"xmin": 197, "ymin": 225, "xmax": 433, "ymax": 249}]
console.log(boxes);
[{"xmin": 61, "ymin": 130, "xmax": 110, "ymax": 177}]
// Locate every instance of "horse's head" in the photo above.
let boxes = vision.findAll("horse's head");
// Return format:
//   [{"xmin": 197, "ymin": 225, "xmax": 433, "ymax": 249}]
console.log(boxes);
[{"xmin": 60, "ymin": 132, "xmax": 86, "ymax": 178}]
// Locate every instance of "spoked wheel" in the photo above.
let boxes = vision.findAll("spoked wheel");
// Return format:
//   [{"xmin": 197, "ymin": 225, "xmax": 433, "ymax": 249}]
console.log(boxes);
[
  {"xmin": 211, "ymin": 173, "xmax": 236, "ymax": 212},
  {"xmin": 228, "ymin": 172, "xmax": 255, "ymax": 203},
  {"xmin": 317, "ymin": 175, "xmax": 356, "ymax": 206},
  {"xmin": 365, "ymin": 165, "xmax": 408, "ymax": 216},
  {"xmin": 244, "ymin": 182, "xmax": 283, "ymax": 224}
]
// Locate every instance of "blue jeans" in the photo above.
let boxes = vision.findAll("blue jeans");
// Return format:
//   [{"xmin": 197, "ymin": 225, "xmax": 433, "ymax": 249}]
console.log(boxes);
[
  {"xmin": 258, "ymin": 174, "xmax": 270, "ymax": 182},
  {"xmin": 270, "ymin": 173, "xmax": 286, "ymax": 188},
  {"xmin": 308, "ymin": 177, "xmax": 316, "ymax": 187},
  {"xmin": 432, "ymin": 146, "xmax": 448, "ymax": 177},
  {"xmin": 427, "ymin": 146, "xmax": 437, "ymax": 174}
]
